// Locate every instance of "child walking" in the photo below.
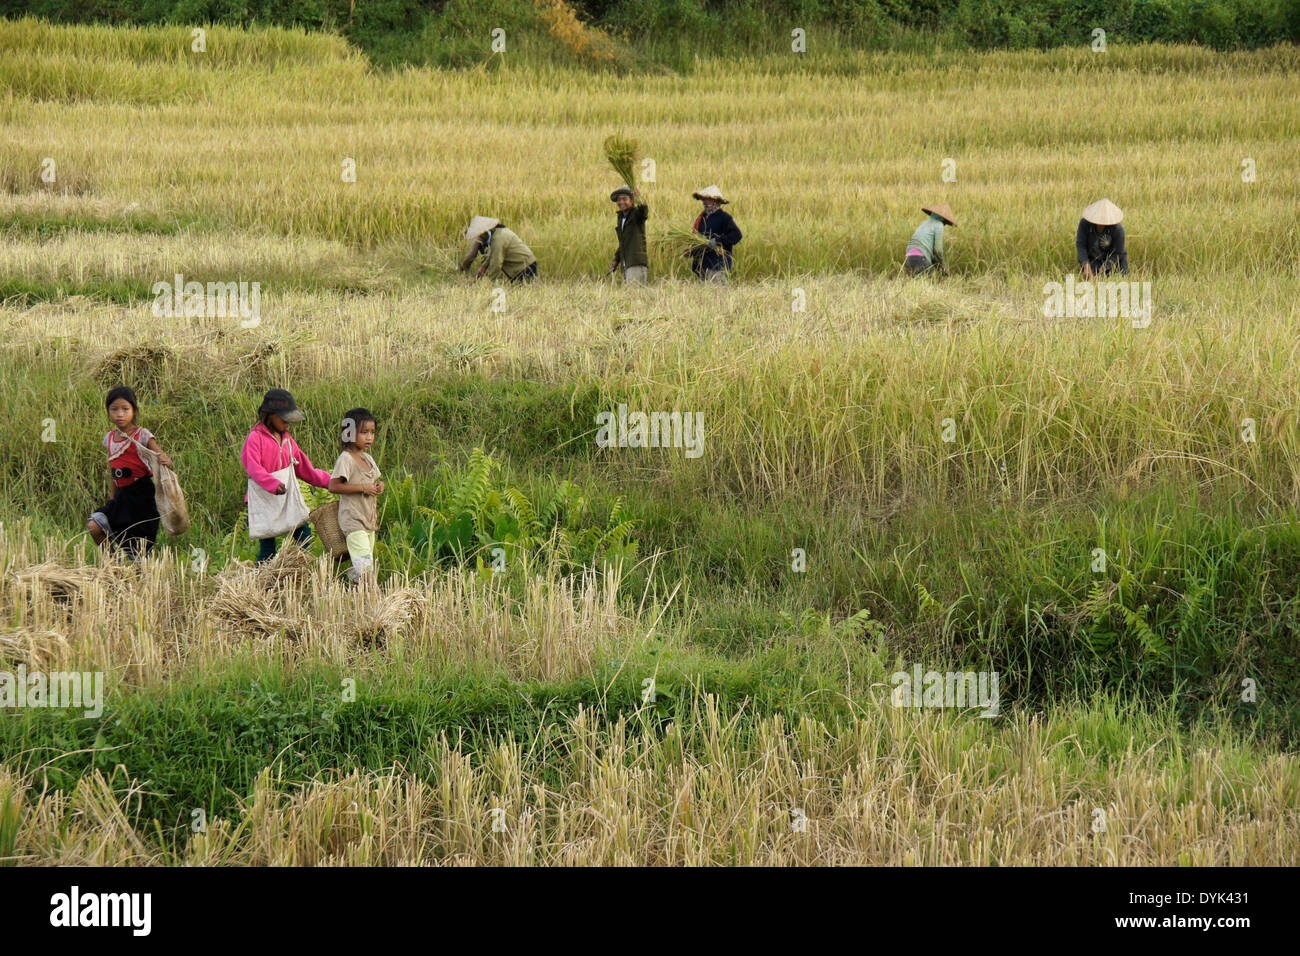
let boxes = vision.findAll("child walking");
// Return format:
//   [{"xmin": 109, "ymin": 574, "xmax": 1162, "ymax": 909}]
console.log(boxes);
[
  {"xmin": 241, "ymin": 388, "xmax": 332, "ymax": 563},
  {"xmin": 328, "ymin": 408, "xmax": 384, "ymax": 585},
  {"xmin": 87, "ymin": 385, "xmax": 173, "ymax": 559}
]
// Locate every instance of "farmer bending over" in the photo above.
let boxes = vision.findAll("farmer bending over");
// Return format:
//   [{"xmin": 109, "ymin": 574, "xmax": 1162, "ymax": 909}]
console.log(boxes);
[
  {"xmin": 459, "ymin": 216, "xmax": 538, "ymax": 283},
  {"xmin": 904, "ymin": 204, "xmax": 954, "ymax": 276},
  {"xmin": 1076, "ymin": 199, "xmax": 1127, "ymax": 278}
]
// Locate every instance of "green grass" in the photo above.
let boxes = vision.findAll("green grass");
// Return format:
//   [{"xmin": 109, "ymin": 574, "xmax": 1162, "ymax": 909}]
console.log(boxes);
[
  {"xmin": 0, "ymin": 275, "xmax": 153, "ymax": 306},
  {"xmin": 0, "ymin": 645, "xmax": 874, "ymax": 831},
  {"xmin": 4, "ymin": 649, "xmax": 1254, "ymax": 841}
]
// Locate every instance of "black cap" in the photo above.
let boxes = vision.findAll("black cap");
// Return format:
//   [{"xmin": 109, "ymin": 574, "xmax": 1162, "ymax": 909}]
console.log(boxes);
[
  {"xmin": 259, "ymin": 388, "xmax": 305, "ymax": 423},
  {"xmin": 610, "ymin": 186, "xmax": 634, "ymax": 201}
]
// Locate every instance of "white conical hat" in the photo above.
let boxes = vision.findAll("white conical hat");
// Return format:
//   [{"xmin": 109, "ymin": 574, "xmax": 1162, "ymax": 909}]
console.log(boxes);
[
  {"xmin": 464, "ymin": 216, "xmax": 500, "ymax": 239},
  {"xmin": 691, "ymin": 185, "xmax": 729, "ymax": 204},
  {"xmin": 1081, "ymin": 199, "xmax": 1123, "ymax": 226}
]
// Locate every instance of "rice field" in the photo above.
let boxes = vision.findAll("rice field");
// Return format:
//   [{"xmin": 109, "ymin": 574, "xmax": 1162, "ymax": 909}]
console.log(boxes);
[
  {"xmin": 3, "ymin": 19, "xmax": 1298, "ymax": 275},
  {"xmin": 0, "ymin": 18, "xmax": 1297, "ymax": 867}
]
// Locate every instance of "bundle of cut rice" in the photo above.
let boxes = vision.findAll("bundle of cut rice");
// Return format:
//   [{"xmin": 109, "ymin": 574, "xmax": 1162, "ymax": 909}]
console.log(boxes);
[
  {"xmin": 349, "ymin": 586, "xmax": 424, "ymax": 645},
  {"xmin": 13, "ymin": 560, "xmax": 134, "ymax": 603},
  {"xmin": 603, "ymin": 133, "xmax": 639, "ymax": 190},
  {"xmin": 251, "ymin": 542, "xmax": 316, "ymax": 591},
  {"xmin": 206, "ymin": 576, "xmax": 301, "ymax": 641},
  {"xmin": 658, "ymin": 226, "xmax": 713, "ymax": 258},
  {"xmin": 205, "ymin": 545, "xmax": 316, "ymax": 640},
  {"xmin": 92, "ymin": 344, "xmax": 173, "ymax": 393},
  {"xmin": 0, "ymin": 627, "xmax": 70, "ymax": 670}
]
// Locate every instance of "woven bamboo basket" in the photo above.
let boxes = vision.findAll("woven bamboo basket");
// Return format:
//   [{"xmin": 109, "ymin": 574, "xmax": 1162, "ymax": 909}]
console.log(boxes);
[{"xmin": 309, "ymin": 500, "xmax": 349, "ymax": 558}]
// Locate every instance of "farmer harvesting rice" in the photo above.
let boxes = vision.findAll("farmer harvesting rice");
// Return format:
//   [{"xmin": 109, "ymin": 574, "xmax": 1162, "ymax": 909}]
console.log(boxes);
[
  {"xmin": 904, "ymin": 203, "xmax": 955, "ymax": 275},
  {"xmin": 607, "ymin": 186, "xmax": 649, "ymax": 284},
  {"xmin": 689, "ymin": 185, "xmax": 742, "ymax": 283},
  {"xmin": 1076, "ymin": 199, "xmax": 1128, "ymax": 277},
  {"xmin": 459, "ymin": 216, "xmax": 538, "ymax": 283}
]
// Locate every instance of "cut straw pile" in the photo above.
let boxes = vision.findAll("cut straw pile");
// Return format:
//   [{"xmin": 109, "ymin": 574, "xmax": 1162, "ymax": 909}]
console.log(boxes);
[
  {"xmin": 91, "ymin": 344, "xmax": 174, "ymax": 394},
  {"xmin": 347, "ymin": 585, "xmax": 424, "ymax": 645},
  {"xmin": 206, "ymin": 544, "xmax": 316, "ymax": 641},
  {"xmin": 205, "ymin": 545, "xmax": 427, "ymax": 645},
  {"xmin": 13, "ymin": 560, "xmax": 135, "ymax": 604},
  {"xmin": 0, "ymin": 627, "xmax": 70, "ymax": 670},
  {"xmin": 602, "ymin": 132, "xmax": 639, "ymax": 190}
]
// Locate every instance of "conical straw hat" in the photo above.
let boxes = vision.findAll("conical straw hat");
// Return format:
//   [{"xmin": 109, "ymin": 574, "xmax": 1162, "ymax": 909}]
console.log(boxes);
[
  {"xmin": 691, "ymin": 185, "xmax": 729, "ymax": 204},
  {"xmin": 464, "ymin": 216, "xmax": 500, "ymax": 239},
  {"xmin": 1081, "ymin": 199, "xmax": 1123, "ymax": 226},
  {"xmin": 921, "ymin": 203, "xmax": 955, "ymax": 226}
]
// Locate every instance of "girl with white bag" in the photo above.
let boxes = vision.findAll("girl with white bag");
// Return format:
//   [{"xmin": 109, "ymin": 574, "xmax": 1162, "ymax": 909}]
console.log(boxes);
[
  {"xmin": 240, "ymin": 388, "xmax": 333, "ymax": 563},
  {"xmin": 87, "ymin": 385, "xmax": 175, "ymax": 559}
]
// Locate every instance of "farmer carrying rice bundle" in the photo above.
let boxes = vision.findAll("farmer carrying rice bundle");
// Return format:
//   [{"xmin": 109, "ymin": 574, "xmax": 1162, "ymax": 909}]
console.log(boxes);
[
  {"xmin": 608, "ymin": 186, "xmax": 649, "ymax": 284},
  {"xmin": 1076, "ymin": 199, "xmax": 1128, "ymax": 277},
  {"xmin": 904, "ymin": 203, "xmax": 954, "ymax": 276},
  {"xmin": 459, "ymin": 216, "xmax": 538, "ymax": 283},
  {"xmin": 689, "ymin": 185, "xmax": 742, "ymax": 283}
]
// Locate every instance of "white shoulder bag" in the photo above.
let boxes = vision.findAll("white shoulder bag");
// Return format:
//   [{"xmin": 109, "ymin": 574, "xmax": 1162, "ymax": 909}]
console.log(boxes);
[{"xmin": 247, "ymin": 437, "xmax": 310, "ymax": 540}]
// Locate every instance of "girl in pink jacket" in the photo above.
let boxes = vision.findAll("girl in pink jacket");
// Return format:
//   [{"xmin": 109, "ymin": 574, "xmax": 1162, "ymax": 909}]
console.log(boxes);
[{"xmin": 242, "ymin": 388, "xmax": 332, "ymax": 562}]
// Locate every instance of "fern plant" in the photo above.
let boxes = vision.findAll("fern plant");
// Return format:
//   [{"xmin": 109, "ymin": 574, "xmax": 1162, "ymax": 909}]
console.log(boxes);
[
  {"xmin": 778, "ymin": 607, "xmax": 886, "ymax": 641},
  {"xmin": 301, "ymin": 480, "xmax": 333, "ymax": 511},
  {"xmin": 407, "ymin": 448, "xmax": 639, "ymax": 575}
]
